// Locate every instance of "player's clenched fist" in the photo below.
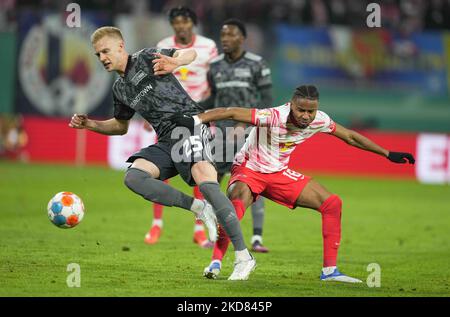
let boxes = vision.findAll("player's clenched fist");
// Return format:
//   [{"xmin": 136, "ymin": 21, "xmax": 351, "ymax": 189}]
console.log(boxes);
[{"xmin": 69, "ymin": 114, "xmax": 89, "ymax": 129}]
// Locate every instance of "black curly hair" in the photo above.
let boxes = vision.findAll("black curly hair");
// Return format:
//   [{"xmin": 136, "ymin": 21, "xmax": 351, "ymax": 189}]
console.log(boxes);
[
  {"xmin": 293, "ymin": 85, "xmax": 319, "ymax": 100},
  {"xmin": 168, "ymin": 6, "xmax": 197, "ymax": 25}
]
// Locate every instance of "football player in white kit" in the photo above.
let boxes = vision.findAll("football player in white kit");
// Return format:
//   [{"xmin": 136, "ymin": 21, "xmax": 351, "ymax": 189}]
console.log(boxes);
[{"xmin": 174, "ymin": 85, "xmax": 415, "ymax": 282}]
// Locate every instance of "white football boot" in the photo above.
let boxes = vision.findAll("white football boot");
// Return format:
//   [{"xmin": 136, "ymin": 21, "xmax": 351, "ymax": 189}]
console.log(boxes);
[
  {"xmin": 228, "ymin": 254, "xmax": 256, "ymax": 281},
  {"xmin": 196, "ymin": 201, "xmax": 218, "ymax": 242}
]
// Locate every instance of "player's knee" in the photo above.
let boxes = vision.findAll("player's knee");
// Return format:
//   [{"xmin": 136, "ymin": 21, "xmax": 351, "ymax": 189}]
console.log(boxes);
[
  {"xmin": 190, "ymin": 162, "xmax": 201, "ymax": 175},
  {"xmin": 191, "ymin": 161, "xmax": 210, "ymax": 173},
  {"xmin": 124, "ymin": 168, "xmax": 146, "ymax": 192},
  {"xmin": 124, "ymin": 168, "xmax": 165, "ymax": 203},
  {"xmin": 124, "ymin": 169, "xmax": 136, "ymax": 191},
  {"xmin": 331, "ymin": 195, "xmax": 342, "ymax": 215},
  {"xmin": 191, "ymin": 161, "xmax": 217, "ymax": 183},
  {"xmin": 320, "ymin": 194, "xmax": 342, "ymax": 216}
]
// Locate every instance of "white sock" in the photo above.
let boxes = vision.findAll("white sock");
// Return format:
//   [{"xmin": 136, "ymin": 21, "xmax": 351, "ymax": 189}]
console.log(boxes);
[
  {"xmin": 251, "ymin": 235, "xmax": 263, "ymax": 245},
  {"xmin": 194, "ymin": 224, "xmax": 204, "ymax": 232},
  {"xmin": 322, "ymin": 266, "xmax": 337, "ymax": 275},
  {"xmin": 235, "ymin": 249, "xmax": 252, "ymax": 262},
  {"xmin": 152, "ymin": 219, "xmax": 163, "ymax": 227},
  {"xmin": 190, "ymin": 199, "xmax": 205, "ymax": 216}
]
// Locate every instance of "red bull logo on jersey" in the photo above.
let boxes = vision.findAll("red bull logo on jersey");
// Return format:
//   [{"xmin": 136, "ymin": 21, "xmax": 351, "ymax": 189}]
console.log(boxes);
[{"xmin": 176, "ymin": 67, "xmax": 197, "ymax": 81}]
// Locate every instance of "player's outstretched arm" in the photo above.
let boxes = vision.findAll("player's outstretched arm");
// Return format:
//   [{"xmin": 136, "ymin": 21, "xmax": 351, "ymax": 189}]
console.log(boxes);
[
  {"xmin": 331, "ymin": 123, "xmax": 415, "ymax": 164},
  {"xmin": 152, "ymin": 48, "xmax": 197, "ymax": 75},
  {"xmin": 172, "ymin": 107, "xmax": 253, "ymax": 128},
  {"xmin": 69, "ymin": 114, "xmax": 129, "ymax": 136}
]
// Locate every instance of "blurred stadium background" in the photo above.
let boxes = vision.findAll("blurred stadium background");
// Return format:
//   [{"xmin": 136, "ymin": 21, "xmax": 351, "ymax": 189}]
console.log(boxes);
[{"xmin": 0, "ymin": 0, "xmax": 449, "ymax": 297}]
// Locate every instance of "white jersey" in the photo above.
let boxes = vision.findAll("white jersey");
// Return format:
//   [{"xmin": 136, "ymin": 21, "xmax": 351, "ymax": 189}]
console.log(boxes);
[
  {"xmin": 234, "ymin": 103, "xmax": 336, "ymax": 173},
  {"xmin": 157, "ymin": 34, "xmax": 218, "ymax": 102}
]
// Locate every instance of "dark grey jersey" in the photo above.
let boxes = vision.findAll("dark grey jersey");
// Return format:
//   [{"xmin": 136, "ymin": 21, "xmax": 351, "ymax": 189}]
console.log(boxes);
[
  {"xmin": 207, "ymin": 51, "xmax": 272, "ymax": 131},
  {"xmin": 112, "ymin": 48, "xmax": 203, "ymax": 142}
]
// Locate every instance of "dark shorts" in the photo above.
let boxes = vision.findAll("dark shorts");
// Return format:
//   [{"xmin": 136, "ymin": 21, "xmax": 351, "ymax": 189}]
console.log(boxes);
[
  {"xmin": 215, "ymin": 161, "xmax": 233, "ymax": 175},
  {"xmin": 127, "ymin": 124, "xmax": 215, "ymax": 186}
]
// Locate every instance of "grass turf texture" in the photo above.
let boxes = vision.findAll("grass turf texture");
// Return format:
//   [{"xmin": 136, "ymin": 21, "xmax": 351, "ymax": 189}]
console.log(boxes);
[{"xmin": 1, "ymin": 161, "xmax": 449, "ymax": 297}]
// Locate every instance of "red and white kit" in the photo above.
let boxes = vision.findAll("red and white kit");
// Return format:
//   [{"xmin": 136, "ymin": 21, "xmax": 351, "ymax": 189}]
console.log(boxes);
[
  {"xmin": 230, "ymin": 103, "xmax": 337, "ymax": 208},
  {"xmin": 157, "ymin": 35, "xmax": 218, "ymax": 102}
]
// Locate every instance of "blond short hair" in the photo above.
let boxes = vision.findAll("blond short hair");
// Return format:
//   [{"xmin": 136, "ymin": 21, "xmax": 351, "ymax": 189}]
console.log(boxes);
[{"xmin": 90, "ymin": 26, "xmax": 124, "ymax": 44}]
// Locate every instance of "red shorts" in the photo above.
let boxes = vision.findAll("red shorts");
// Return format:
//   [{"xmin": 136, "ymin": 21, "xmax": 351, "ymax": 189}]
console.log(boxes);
[{"xmin": 228, "ymin": 164, "xmax": 311, "ymax": 209}]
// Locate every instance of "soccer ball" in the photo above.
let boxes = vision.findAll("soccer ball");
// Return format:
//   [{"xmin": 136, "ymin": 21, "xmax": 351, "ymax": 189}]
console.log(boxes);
[{"xmin": 47, "ymin": 192, "xmax": 85, "ymax": 228}]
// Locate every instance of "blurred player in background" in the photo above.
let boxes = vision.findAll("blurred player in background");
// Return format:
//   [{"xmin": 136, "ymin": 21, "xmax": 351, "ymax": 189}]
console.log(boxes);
[
  {"xmin": 200, "ymin": 19, "xmax": 273, "ymax": 253},
  {"xmin": 145, "ymin": 6, "xmax": 218, "ymax": 248},
  {"xmin": 0, "ymin": 115, "xmax": 28, "ymax": 161},
  {"xmin": 174, "ymin": 85, "xmax": 415, "ymax": 282},
  {"xmin": 69, "ymin": 26, "xmax": 256, "ymax": 280}
]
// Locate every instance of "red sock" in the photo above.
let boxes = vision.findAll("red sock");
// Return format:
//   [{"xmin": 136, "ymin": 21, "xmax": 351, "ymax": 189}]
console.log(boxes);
[
  {"xmin": 153, "ymin": 180, "xmax": 169, "ymax": 221},
  {"xmin": 212, "ymin": 199, "xmax": 246, "ymax": 261},
  {"xmin": 318, "ymin": 195, "xmax": 342, "ymax": 267},
  {"xmin": 153, "ymin": 203, "xmax": 163, "ymax": 220},
  {"xmin": 195, "ymin": 219, "xmax": 204, "ymax": 226}
]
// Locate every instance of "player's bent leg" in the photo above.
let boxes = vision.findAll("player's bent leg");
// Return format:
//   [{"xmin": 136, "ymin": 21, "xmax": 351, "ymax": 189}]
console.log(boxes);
[
  {"xmin": 124, "ymin": 159, "xmax": 192, "ymax": 210},
  {"xmin": 294, "ymin": 178, "xmax": 332, "ymax": 210},
  {"xmin": 126, "ymin": 160, "xmax": 214, "ymax": 244},
  {"xmin": 295, "ymin": 179, "xmax": 361, "ymax": 283},
  {"xmin": 192, "ymin": 161, "xmax": 247, "ymax": 251}
]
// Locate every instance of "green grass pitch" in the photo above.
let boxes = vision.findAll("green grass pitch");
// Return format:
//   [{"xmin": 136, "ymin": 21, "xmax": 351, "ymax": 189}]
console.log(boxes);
[{"xmin": 0, "ymin": 161, "xmax": 449, "ymax": 297}]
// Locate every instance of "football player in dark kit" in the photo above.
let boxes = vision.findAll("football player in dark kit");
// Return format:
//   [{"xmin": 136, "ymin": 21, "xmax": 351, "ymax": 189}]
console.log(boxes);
[{"xmin": 68, "ymin": 26, "xmax": 256, "ymax": 280}]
